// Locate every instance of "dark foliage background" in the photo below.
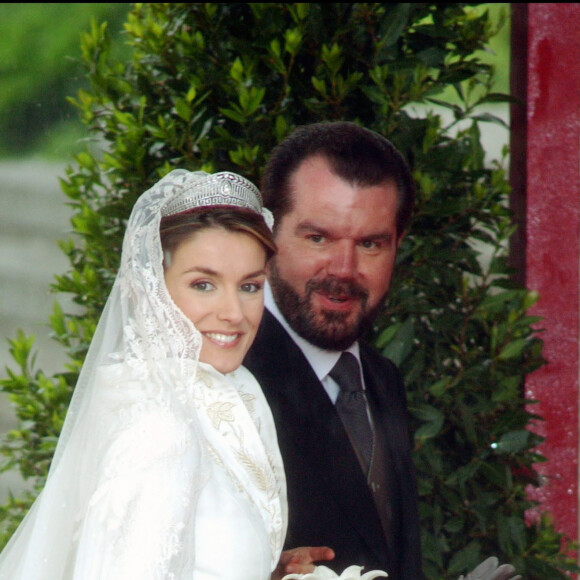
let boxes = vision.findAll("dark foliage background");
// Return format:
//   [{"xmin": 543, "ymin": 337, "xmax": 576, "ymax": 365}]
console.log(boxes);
[{"xmin": 1, "ymin": 4, "xmax": 577, "ymax": 578}]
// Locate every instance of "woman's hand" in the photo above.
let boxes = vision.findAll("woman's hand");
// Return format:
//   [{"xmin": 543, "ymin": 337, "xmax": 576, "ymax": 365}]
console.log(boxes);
[{"xmin": 272, "ymin": 546, "xmax": 335, "ymax": 580}]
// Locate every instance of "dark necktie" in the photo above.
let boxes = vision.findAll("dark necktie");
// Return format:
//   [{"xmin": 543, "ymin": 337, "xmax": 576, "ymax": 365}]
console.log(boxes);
[{"xmin": 330, "ymin": 352, "xmax": 373, "ymax": 474}]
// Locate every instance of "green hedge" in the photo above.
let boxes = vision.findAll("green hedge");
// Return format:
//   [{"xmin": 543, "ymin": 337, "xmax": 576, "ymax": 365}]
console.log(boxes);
[{"xmin": 1, "ymin": 4, "xmax": 577, "ymax": 578}]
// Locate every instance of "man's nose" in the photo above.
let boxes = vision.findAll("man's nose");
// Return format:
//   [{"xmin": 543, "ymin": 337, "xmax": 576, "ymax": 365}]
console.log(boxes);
[{"xmin": 326, "ymin": 240, "xmax": 357, "ymax": 278}]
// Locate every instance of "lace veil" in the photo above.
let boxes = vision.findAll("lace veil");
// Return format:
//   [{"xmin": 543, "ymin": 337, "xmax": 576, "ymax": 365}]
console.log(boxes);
[{"xmin": 0, "ymin": 170, "xmax": 284, "ymax": 579}]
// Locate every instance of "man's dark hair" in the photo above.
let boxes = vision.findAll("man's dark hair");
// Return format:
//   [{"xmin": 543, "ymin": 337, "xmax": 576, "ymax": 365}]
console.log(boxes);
[{"xmin": 261, "ymin": 121, "xmax": 415, "ymax": 236}]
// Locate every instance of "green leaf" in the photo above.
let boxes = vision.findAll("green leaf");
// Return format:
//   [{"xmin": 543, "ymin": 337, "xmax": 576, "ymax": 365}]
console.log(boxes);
[
  {"xmin": 219, "ymin": 107, "xmax": 246, "ymax": 124},
  {"xmin": 479, "ymin": 461, "xmax": 510, "ymax": 488},
  {"xmin": 230, "ymin": 57, "xmax": 244, "ymax": 83},
  {"xmin": 380, "ymin": 316, "xmax": 414, "ymax": 366},
  {"xmin": 492, "ymin": 430, "xmax": 531, "ymax": 454},
  {"xmin": 497, "ymin": 338, "xmax": 527, "ymax": 360},
  {"xmin": 471, "ymin": 112, "xmax": 509, "ymax": 128},
  {"xmin": 414, "ymin": 419, "xmax": 443, "ymax": 440},
  {"xmin": 498, "ymin": 514, "xmax": 527, "ymax": 555},
  {"xmin": 76, "ymin": 152, "xmax": 95, "ymax": 169},
  {"xmin": 174, "ymin": 98, "xmax": 191, "ymax": 122},
  {"xmin": 448, "ymin": 542, "xmax": 481, "ymax": 575},
  {"xmin": 240, "ymin": 87, "xmax": 265, "ymax": 116},
  {"xmin": 378, "ymin": 4, "xmax": 412, "ymax": 49},
  {"xmin": 428, "ymin": 378, "xmax": 450, "ymax": 398},
  {"xmin": 375, "ymin": 323, "xmax": 402, "ymax": 349},
  {"xmin": 411, "ymin": 404, "xmax": 444, "ymax": 440},
  {"xmin": 284, "ymin": 28, "xmax": 303, "ymax": 55},
  {"xmin": 311, "ymin": 76, "xmax": 327, "ymax": 97},
  {"xmin": 4, "ymin": 331, "xmax": 35, "ymax": 372}
]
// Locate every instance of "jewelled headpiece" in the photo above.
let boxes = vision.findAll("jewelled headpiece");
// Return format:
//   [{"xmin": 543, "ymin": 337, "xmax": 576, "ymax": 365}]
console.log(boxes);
[{"xmin": 162, "ymin": 171, "xmax": 264, "ymax": 217}]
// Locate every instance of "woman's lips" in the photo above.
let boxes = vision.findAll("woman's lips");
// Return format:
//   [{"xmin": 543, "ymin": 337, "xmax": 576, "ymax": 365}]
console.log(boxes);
[{"xmin": 202, "ymin": 331, "xmax": 243, "ymax": 347}]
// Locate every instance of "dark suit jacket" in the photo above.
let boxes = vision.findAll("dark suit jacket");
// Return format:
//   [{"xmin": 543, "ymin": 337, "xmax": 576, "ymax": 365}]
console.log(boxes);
[{"xmin": 244, "ymin": 310, "xmax": 422, "ymax": 580}]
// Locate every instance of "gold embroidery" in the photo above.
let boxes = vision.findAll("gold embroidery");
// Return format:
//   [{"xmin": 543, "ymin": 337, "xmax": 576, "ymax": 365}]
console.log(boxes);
[
  {"xmin": 207, "ymin": 401, "xmax": 236, "ymax": 428},
  {"xmin": 240, "ymin": 392, "xmax": 256, "ymax": 415},
  {"xmin": 236, "ymin": 449, "xmax": 271, "ymax": 492}
]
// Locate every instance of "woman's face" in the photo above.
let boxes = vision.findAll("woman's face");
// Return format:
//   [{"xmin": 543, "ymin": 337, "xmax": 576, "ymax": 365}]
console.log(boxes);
[{"xmin": 164, "ymin": 227, "xmax": 267, "ymax": 374}]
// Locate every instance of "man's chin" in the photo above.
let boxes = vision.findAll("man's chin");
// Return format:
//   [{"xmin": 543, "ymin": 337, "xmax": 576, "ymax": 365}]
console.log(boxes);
[
  {"xmin": 298, "ymin": 312, "xmax": 363, "ymax": 351},
  {"xmin": 304, "ymin": 330, "xmax": 360, "ymax": 351}
]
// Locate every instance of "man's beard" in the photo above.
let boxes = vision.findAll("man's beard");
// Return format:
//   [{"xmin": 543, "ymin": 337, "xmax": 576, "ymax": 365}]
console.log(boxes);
[{"xmin": 269, "ymin": 260, "xmax": 382, "ymax": 351}]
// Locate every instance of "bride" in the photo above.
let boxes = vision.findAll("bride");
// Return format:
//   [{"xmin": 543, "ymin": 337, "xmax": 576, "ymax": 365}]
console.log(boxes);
[{"xmin": 0, "ymin": 169, "xmax": 331, "ymax": 580}]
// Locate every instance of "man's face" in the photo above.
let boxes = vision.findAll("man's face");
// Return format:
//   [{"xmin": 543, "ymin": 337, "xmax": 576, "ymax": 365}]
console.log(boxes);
[{"xmin": 268, "ymin": 155, "xmax": 401, "ymax": 350}]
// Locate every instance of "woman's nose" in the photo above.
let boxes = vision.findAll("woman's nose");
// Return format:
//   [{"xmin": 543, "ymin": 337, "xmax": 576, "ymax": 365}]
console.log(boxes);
[{"xmin": 216, "ymin": 290, "xmax": 244, "ymax": 323}]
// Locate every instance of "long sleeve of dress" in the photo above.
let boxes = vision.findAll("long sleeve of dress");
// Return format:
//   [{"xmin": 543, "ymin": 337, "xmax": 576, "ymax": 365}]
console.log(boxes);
[{"xmin": 71, "ymin": 406, "xmax": 201, "ymax": 579}]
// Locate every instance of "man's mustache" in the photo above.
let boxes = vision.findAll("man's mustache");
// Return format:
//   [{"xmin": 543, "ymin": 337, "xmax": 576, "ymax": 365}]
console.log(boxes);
[{"xmin": 305, "ymin": 276, "xmax": 369, "ymax": 303}]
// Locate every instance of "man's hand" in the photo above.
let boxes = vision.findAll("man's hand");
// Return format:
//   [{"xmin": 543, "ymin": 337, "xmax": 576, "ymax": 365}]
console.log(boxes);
[{"xmin": 272, "ymin": 546, "xmax": 335, "ymax": 580}]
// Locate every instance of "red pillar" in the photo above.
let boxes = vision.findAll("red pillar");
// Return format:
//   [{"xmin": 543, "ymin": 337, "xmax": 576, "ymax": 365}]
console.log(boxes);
[{"xmin": 511, "ymin": 3, "xmax": 580, "ymax": 543}]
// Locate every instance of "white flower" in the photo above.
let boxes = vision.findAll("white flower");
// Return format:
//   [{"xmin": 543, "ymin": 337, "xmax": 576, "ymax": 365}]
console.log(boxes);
[{"xmin": 282, "ymin": 565, "xmax": 388, "ymax": 580}]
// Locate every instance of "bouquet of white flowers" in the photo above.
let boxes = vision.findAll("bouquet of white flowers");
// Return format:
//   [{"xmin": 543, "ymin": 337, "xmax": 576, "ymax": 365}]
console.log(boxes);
[
  {"xmin": 282, "ymin": 565, "xmax": 387, "ymax": 580},
  {"xmin": 458, "ymin": 557, "xmax": 521, "ymax": 580},
  {"xmin": 281, "ymin": 556, "xmax": 520, "ymax": 580}
]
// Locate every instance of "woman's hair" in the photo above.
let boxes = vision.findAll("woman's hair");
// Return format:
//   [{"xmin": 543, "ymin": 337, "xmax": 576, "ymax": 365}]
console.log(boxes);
[{"xmin": 160, "ymin": 207, "xmax": 277, "ymax": 268}]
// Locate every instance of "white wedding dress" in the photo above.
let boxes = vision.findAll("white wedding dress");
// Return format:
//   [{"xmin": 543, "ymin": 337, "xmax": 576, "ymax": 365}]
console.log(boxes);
[{"xmin": 0, "ymin": 170, "xmax": 287, "ymax": 579}]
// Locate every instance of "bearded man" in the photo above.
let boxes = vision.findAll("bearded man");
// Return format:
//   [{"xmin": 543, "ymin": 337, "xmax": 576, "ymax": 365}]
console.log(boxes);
[{"xmin": 245, "ymin": 121, "xmax": 422, "ymax": 580}]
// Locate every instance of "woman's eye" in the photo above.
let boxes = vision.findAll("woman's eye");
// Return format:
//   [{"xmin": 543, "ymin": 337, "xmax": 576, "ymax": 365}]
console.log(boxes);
[
  {"xmin": 191, "ymin": 281, "xmax": 214, "ymax": 292},
  {"xmin": 240, "ymin": 282, "xmax": 263, "ymax": 294}
]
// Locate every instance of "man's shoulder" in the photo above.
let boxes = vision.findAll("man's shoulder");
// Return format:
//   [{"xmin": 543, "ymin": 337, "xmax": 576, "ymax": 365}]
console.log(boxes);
[
  {"xmin": 248, "ymin": 309, "xmax": 290, "ymax": 353},
  {"xmin": 245, "ymin": 310, "xmax": 300, "ymax": 374}
]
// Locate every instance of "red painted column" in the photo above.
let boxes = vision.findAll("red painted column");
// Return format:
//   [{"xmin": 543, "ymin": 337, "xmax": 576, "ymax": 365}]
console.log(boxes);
[{"xmin": 511, "ymin": 3, "xmax": 580, "ymax": 543}]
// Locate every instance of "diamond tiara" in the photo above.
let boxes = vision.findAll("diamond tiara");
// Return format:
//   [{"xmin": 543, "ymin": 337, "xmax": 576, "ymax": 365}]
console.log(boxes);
[{"xmin": 161, "ymin": 171, "xmax": 264, "ymax": 217}]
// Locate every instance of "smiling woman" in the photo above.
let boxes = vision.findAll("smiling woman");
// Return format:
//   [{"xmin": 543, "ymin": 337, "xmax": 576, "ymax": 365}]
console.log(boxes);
[
  {"xmin": 0, "ymin": 170, "xmax": 290, "ymax": 579},
  {"xmin": 162, "ymin": 214, "xmax": 274, "ymax": 374}
]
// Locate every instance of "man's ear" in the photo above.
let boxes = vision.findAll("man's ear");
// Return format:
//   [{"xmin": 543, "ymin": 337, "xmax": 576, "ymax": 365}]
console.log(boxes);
[{"xmin": 396, "ymin": 231, "xmax": 406, "ymax": 249}]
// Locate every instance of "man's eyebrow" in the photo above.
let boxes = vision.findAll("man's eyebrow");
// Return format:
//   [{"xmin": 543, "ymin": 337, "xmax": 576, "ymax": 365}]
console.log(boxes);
[
  {"xmin": 296, "ymin": 221, "xmax": 395, "ymax": 243},
  {"xmin": 360, "ymin": 233, "xmax": 394, "ymax": 243},
  {"xmin": 295, "ymin": 221, "xmax": 327, "ymax": 235}
]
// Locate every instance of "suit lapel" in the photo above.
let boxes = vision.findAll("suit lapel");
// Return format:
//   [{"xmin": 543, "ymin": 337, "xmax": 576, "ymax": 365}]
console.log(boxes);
[{"xmin": 246, "ymin": 311, "xmax": 388, "ymax": 561}]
